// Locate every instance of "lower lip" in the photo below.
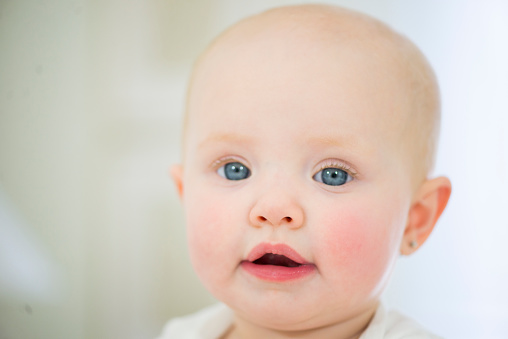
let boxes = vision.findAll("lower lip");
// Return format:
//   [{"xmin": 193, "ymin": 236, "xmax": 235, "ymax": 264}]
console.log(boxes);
[{"xmin": 241, "ymin": 261, "xmax": 316, "ymax": 282}]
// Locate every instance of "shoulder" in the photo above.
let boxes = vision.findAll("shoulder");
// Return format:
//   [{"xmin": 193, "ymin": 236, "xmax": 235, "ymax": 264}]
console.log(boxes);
[
  {"xmin": 361, "ymin": 304, "xmax": 444, "ymax": 339},
  {"xmin": 384, "ymin": 310, "xmax": 443, "ymax": 339},
  {"xmin": 155, "ymin": 303, "xmax": 233, "ymax": 339}
]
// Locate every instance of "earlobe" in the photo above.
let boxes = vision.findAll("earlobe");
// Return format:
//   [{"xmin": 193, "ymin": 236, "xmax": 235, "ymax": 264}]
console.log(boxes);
[
  {"xmin": 401, "ymin": 176, "xmax": 452, "ymax": 255},
  {"xmin": 170, "ymin": 165, "xmax": 185, "ymax": 200}
]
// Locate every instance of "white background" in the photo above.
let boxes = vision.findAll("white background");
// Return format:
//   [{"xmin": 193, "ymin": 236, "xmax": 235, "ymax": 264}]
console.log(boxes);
[{"xmin": 1, "ymin": 1, "xmax": 507, "ymax": 338}]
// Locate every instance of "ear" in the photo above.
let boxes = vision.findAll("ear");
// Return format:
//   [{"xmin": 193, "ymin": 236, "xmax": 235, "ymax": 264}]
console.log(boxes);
[
  {"xmin": 170, "ymin": 164, "xmax": 184, "ymax": 200},
  {"xmin": 400, "ymin": 176, "xmax": 452, "ymax": 255}
]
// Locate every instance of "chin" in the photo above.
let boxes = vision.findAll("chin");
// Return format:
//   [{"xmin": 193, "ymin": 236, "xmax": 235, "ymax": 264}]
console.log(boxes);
[{"xmin": 229, "ymin": 295, "xmax": 327, "ymax": 331}]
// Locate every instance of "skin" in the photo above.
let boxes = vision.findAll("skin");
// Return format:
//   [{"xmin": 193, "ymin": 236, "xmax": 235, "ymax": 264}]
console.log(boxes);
[{"xmin": 172, "ymin": 5, "xmax": 451, "ymax": 339}]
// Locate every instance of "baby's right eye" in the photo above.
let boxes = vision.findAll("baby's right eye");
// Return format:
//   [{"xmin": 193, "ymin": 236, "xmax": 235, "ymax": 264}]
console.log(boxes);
[{"xmin": 217, "ymin": 161, "xmax": 251, "ymax": 181}]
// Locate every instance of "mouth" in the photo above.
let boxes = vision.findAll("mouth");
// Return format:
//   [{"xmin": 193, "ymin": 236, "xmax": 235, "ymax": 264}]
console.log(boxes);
[
  {"xmin": 241, "ymin": 243, "xmax": 316, "ymax": 282},
  {"xmin": 252, "ymin": 253, "xmax": 302, "ymax": 267}
]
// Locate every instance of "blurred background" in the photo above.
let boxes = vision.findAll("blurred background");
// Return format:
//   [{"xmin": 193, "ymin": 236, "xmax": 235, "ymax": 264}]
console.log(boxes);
[{"xmin": 1, "ymin": 0, "xmax": 507, "ymax": 338}]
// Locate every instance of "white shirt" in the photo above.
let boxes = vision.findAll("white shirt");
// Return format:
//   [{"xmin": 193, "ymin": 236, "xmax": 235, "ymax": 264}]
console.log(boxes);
[{"xmin": 156, "ymin": 303, "xmax": 443, "ymax": 339}]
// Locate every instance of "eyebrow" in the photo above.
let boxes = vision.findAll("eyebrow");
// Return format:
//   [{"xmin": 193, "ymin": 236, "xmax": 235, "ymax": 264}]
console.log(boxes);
[
  {"xmin": 305, "ymin": 135, "xmax": 366, "ymax": 151},
  {"xmin": 197, "ymin": 132, "xmax": 372, "ymax": 156},
  {"xmin": 197, "ymin": 133, "xmax": 255, "ymax": 149}
]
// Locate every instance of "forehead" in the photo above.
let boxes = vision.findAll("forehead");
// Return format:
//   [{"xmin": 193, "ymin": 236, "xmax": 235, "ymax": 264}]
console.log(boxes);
[{"xmin": 186, "ymin": 28, "xmax": 412, "ymax": 157}]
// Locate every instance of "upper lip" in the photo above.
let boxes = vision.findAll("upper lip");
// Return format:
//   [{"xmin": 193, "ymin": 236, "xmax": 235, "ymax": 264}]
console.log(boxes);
[{"xmin": 246, "ymin": 242, "xmax": 310, "ymax": 265}]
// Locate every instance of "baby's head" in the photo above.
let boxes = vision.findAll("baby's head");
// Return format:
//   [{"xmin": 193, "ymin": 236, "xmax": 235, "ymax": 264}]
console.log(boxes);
[{"xmin": 172, "ymin": 4, "xmax": 451, "ymax": 337}]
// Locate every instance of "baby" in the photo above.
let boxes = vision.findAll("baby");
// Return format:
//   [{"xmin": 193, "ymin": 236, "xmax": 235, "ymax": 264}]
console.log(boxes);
[{"xmin": 161, "ymin": 4, "xmax": 451, "ymax": 339}]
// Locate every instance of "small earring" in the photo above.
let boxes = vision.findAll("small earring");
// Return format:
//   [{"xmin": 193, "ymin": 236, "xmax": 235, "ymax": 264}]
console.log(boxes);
[{"xmin": 409, "ymin": 240, "xmax": 418, "ymax": 248}]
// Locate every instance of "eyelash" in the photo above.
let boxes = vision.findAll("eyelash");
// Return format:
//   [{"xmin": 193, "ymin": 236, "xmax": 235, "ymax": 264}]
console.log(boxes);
[
  {"xmin": 315, "ymin": 159, "xmax": 357, "ymax": 178},
  {"xmin": 211, "ymin": 156, "xmax": 246, "ymax": 169}
]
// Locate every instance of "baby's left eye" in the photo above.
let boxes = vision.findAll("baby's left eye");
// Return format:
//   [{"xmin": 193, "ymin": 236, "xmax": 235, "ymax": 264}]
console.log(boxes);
[{"xmin": 313, "ymin": 167, "xmax": 352, "ymax": 186}]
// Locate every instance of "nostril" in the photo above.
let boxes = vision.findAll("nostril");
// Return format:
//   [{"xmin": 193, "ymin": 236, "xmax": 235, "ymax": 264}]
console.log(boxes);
[{"xmin": 253, "ymin": 215, "xmax": 295, "ymax": 226}]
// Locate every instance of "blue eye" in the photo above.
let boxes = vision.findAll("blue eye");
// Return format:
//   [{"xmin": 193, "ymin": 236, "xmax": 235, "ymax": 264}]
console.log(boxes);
[
  {"xmin": 218, "ymin": 162, "xmax": 251, "ymax": 180},
  {"xmin": 313, "ymin": 167, "xmax": 351, "ymax": 186}
]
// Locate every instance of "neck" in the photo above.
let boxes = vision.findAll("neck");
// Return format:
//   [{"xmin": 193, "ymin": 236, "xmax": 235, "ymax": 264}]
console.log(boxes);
[{"xmin": 222, "ymin": 305, "xmax": 378, "ymax": 339}]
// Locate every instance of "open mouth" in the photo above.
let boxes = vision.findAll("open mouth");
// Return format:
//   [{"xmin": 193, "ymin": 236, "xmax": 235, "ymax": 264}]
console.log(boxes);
[
  {"xmin": 252, "ymin": 253, "xmax": 301, "ymax": 267},
  {"xmin": 241, "ymin": 242, "xmax": 316, "ymax": 282}
]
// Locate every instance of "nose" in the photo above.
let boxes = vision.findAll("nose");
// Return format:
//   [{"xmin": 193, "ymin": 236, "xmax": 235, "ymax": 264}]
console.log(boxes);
[{"xmin": 249, "ymin": 192, "xmax": 304, "ymax": 229}]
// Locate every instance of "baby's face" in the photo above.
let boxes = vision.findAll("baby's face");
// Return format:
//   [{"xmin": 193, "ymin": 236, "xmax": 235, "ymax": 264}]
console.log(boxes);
[{"xmin": 178, "ymin": 21, "xmax": 419, "ymax": 331}]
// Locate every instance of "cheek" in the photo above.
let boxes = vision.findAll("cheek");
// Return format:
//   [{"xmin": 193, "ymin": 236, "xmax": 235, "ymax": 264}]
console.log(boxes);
[
  {"xmin": 186, "ymin": 199, "xmax": 221, "ymax": 269},
  {"xmin": 313, "ymin": 196, "xmax": 406, "ymax": 295},
  {"xmin": 184, "ymin": 187, "xmax": 244, "ymax": 290}
]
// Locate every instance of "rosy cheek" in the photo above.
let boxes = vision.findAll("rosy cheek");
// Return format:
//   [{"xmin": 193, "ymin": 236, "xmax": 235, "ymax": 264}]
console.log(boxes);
[
  {"xmin": 187, "ymin": 200, "xmax": 221, "ymax": 261},
  {"xmin": 314, "ymin": 202, "xmax": 400, "ymax": 295},
  {"xmin": 185, "ymin": 190, "xmax": 242, "ymax": 290}
]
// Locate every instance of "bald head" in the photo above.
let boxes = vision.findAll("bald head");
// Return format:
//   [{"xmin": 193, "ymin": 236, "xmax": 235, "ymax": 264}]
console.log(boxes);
[{"xmin": 185, "ymin": 4, "xmax": 440, "ymax": 185}]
